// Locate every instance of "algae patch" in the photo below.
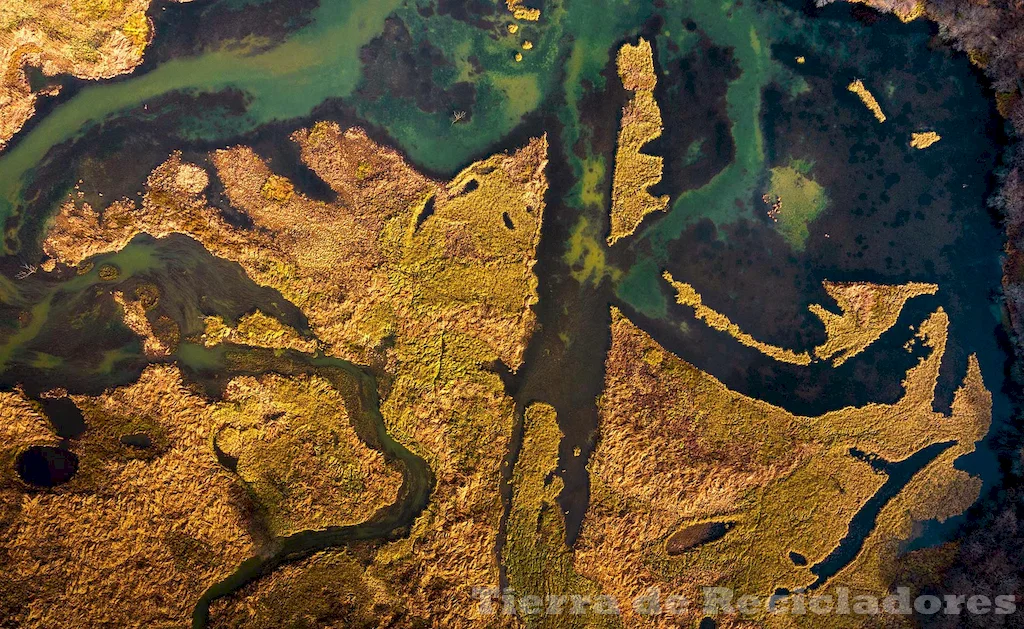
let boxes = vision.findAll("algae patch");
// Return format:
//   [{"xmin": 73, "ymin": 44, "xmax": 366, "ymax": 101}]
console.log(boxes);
[{"xmin": 766, "ymin": 161, "xmax": 828, "ymax": 249}]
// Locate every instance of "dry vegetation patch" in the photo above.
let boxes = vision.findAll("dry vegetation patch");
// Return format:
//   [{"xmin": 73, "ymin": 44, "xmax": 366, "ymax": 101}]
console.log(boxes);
[
  {"xmin": 608, "ymin": 38, "xmax": 669, "ymax": 244},
  {"xmin": 503, "ymin": 403, "xmax": 614, "ymax": 628},
  {"xmin": 848, "ymin": 79, "xmax": 887, "ymax": 122},
  {"xmin": 0, "ymin": 0, "xmax": 191, "ymax": 150},
  {"xmin": 41, "ymin": 122, "xmax": 549, "ymax": 626},
  {"xmin": 809, "ymin": 280, "xmax": 937, "ymax": 365},
  {"xmin": 0, "ymin": 365, "xmax": 256, "ymax": 627},
  {"xmin": 575, "ymin": 307, "xmax": 990, "ymax": 628},
  {"xmin": 666, "ymin": 273, "xmax": 936, "ymax": 368}
]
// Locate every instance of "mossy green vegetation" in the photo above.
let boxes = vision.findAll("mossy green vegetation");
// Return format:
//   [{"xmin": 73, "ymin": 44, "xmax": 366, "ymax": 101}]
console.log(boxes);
[
  {"xmin": 212, "ymin": 373, "xmax": 402, "ymax": 536},
  {"xmin": 565, "ymin": 216, "xmax": 622, "ymax": 287},
  {"xmin": 766, "ymin": 161, "xmax": 828, "ymax": 250}
]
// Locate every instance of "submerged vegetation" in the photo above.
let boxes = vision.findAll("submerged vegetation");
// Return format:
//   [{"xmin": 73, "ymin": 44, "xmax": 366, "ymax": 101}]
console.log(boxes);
[{"xmin": 766, "ymin": 162, "xmax": 828, "ymax": 249}]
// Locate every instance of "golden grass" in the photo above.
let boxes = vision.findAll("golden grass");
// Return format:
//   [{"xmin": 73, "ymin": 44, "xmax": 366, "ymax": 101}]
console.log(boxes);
[
  {"xmin": 810, "ymin": 280, "xmax": 937, "ymax": 365},
  {"xmin": 42, "ymin": 123, "xmax": 549, "ymax": 627},
  {"xmin": 848, "ymin": 79, "xmax": 886, "ymax": 122},
  {"xmin": 665, "ymin": 274, "xmax": 935, "ymax": 368},
  {"xmin": 121, "ymin": 11, "xmax": 150, "ymax": 53},
  {"xmin": 112, "ymin": 290, "xmax": 170, "ymax": 357},
  {"xmin": 208, "ymin": 549, "xmax": 392, "ymax": 627},
  {"xmin": 608, "ymin": 38, "xmax": 669, "ymax": 245},
  {"xmin": 970, "ymin": 49, "xmax": 990, "ymax": 69},
  {"xmin": 260, "ymin": 174, "xmax": 295, "ymax": 202},
  {"xmin": 0, "ymin": 362, "xmax": 410, "ymax": 625},
  {"xmin": 665, "ymin": 271, "xmax": 813, "ymax": 365},
  {"xmin": 503, "ymin": 403, "xmax": 614, "ymax": 628},
  {"xmin": 505, "ymin": 0, "xmax": 540, "ymax": 21},
  {"xmin": 0, "ymin": 366, "xmax": 258, "ymax": 627},
  {"xmin": 202, "ymin": 310, "xmax": 318, "ymax": 354},
  {"xmin": 896, "ymin": 0, "xmax": 926, "ymax": 21},
  {"xmin": 0, "ymin": 390, "xmax": 66, "ymax": 625},
  {"xmin": 575, "ymin": 307, "xmax": 990, "ymax": 627},
  {"xmin": 0, "ymin": 0, "xmax": 176, "ymax": 151},
  {"xmin": 851, "ymin": 0, "xmax": 926, "ymax": 22},
  {"xmin": 910, "ymin": 131, "xmax": 942, "ymax": 149},
  {"xmin": 212, "ymin": 373, "xmax": 402, "ymax": 536}
]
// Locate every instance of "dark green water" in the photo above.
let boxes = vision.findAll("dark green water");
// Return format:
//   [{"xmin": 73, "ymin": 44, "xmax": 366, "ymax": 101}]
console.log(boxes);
[{"xmin": 0, "ymin": 0, "xmax": 1014, "ymax": 617}]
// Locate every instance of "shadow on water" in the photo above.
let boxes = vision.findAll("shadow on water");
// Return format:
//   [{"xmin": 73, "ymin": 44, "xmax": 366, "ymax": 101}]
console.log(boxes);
[
  {"xmin": 0, "ymin": 234, "xmax": 313, "ymax": 394},
  {"xmin": 37, "ymin": 396, "xmax": 86, "ymax": 439}
]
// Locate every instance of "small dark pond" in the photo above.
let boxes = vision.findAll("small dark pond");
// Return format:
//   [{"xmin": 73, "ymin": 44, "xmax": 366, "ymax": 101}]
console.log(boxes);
[{"xmin": 16, "ymin": 445, "xmax": 79, "ymax": 487}]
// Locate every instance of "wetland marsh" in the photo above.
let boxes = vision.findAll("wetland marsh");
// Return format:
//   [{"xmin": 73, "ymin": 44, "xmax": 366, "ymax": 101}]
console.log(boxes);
[{"xmin": 0, "ymin": 0, "xmax": 1014, "ymax": 626}]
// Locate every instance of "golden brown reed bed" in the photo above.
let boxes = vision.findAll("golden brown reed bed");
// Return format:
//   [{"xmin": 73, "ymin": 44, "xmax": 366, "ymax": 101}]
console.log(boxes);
[
  {"xmin": 575, "ymin": 307, "xmax": 990, "ymax": 628},
  {"xmin": 809, "ymin": 280, "xmax": 937, "ymax": 365},
  {"xmin": 201, "ymin": 311, "xmax": 318, "ymax": 354},
  {"xmin": 503, "ymin": 403, "xmax": 613, "ymax": 628},
  {"xmin": 666, "ymin": 272, "xmax": 937, "ymax": 368},
  {"xmin": 848, "ymin": 79, "xmax": 887, "ymax": 122},
  {"xmin": 0, "ymin": 365, "xmax": 256, "ymax": 627},
  {"xmin": 41, "ymin": 122, "xmax": 548, "ymax": 626},
  {"xmin": 608, "ymin": 38, "xmax": 669, "ymax": 244}
]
